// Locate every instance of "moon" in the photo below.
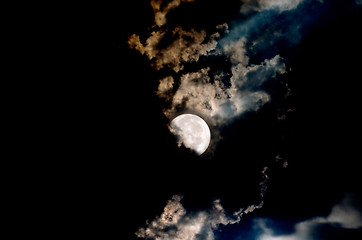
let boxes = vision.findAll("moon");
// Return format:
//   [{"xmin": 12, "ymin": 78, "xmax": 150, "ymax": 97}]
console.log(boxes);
[{"xmin": 170, "ymin": 114, "xmax": 211, "ymax": 155}]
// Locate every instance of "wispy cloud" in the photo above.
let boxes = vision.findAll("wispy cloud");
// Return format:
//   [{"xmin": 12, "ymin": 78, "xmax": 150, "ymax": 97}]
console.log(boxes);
[{"xmin": 255, "ymin": 194, "xmax": 362, "ymax": 240}]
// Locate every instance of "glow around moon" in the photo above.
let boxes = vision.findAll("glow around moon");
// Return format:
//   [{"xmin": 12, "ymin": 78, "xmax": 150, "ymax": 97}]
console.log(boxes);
[{"xmin": 170, "ymin": 114, "xmax": 211, "ymax": 155}]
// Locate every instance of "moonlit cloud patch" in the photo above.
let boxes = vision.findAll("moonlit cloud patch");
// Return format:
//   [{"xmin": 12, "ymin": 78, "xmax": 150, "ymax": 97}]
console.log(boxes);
[
  {"xmin": 128, "ymin": 0, "xmax": 315, "ymax": 130},
  {"xmin": 240, "ymin": 0, "xmax": 306, "ymax": 13},
  {"xmin": 136, "ymin": 195, "xmax": 226, "ymax": 240},
  {"xmin": 255, "ymin": 194, "xmax": 362, "ymax": 240},
  {"xmin": 136, "ymin": 167, "xmax": 270, "ymax": 240},
  {"xmin": 136, "ymin": 195, "xmax": 263, "ymax": 240}
]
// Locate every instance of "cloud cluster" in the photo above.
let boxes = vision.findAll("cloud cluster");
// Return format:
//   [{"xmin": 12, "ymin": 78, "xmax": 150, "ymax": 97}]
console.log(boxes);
[
  {"xmin": 128, "ymin": 0, "xmax": 335, "ymax": 136},
  {"xmin": 136, "ymin": 166, "xmax": 270, "ymax": 240},
  {"xmin": 136, "ymin": 195, "xmax": 228, "ymax": 240},
  {"xmin": 129, "ymin": 27, "xmax": 219, "ymax": 72},
  {"xmin": 255, "ymin": 194, "xmax": 362, "ymax": 240},
  {"xmin": 136, "ymin": 195, "xmax": 262, "ymax": 240},
  {"xmin": 158, "ymin": 39, "xmax": 286, "ymax": 125},
  {"xmin": 138, "ymin": 193, "xmax": 362, "ymax": 240},
  {"xmin": 129, "ymin": 0, "xmax": 298, "ymax": 130}
]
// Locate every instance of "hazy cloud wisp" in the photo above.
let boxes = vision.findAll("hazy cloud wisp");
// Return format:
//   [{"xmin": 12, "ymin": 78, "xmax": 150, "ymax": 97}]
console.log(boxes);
[{"xmin": 255, "ymin": 194, "xmax": 362, "ymax": 240}]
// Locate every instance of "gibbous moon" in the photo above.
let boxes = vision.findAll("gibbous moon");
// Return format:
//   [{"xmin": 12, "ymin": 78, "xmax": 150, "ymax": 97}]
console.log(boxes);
[{"xmin": 170, "ymin": 114, "xmax": 211, "ymax": 155}]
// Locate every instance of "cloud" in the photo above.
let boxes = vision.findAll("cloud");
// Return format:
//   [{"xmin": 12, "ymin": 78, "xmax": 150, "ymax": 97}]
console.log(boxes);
[
  {"xmin": 255, "ymin": 194, "xmax": 362, "ymax": 240},
  {"xmin": 129, "ymin": 27, "xmax": 218, "ymax": 72},
  {"xmin": 327, "ymin": 194, "xmax": 362, "ymax": 229},
  {"xmin": 163, "ymin": 67, "xmax": 232, "ymax": 122},
  {"xmin": 136, "ymin": 195, "xmax": 263, "ymax": 240},
  {"xmin": 259, "ymin": 166, "xmax": 269, "ymax": 198},
  {"xmin": 240, "ymin": 0, "xmax": 305, "ymax": 13},
  {"xmin": 157, "ymin": 76, "xmax": 174, "ymax": 99},
  {"xmin": 136, "ymin": 195, "xmax": 227, "ymax": 240},
  {"xmin": 128, "ymin": 0, "xmax": 330, "ymax": 139},
  {"xmin": 212, "ymin": 53, "xmax": 286, "ymax": 124},
  {"xmin": 163, "ymin": 44, "xmax": 286, "ymax": 126},
  {"xmin": 136, "ymin": 166, "xmax": 270, "ymax": 240},
  {"xmin": 151, "ymin": 0, "xmax": 196, "ymax": 27},
  {"xmin": 129, "ymin": 0, "xmax": 300, "ymax": 130}
]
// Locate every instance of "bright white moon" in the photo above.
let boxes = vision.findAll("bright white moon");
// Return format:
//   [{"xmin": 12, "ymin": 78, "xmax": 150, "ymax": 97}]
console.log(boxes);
[{"xmin": 170, "ymin": 114, "xmax": 211, "ymax": 155}]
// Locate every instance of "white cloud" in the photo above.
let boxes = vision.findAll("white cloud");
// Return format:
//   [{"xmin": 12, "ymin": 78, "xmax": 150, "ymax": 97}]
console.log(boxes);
[
  {"xmin": 262, "ymin": 0, "xmax": 304, "ymax": 11},
  {"xmin": 327, "ymin": 194, "xmax": 362, "ymax": 229},
  {"xmin": 255, "ymin": 194, "xmax": 362, "ymax": 240},
  {"xmin": 223, "ymin": 37, "xmax": 249, "ymax": 65},
  {"xmin": 240, "ymin": 0, "xmax": 305, "ymax": 13},
  {"xmin": 212, "ymin": 54, "xmax": 285, "ymax": 124}
]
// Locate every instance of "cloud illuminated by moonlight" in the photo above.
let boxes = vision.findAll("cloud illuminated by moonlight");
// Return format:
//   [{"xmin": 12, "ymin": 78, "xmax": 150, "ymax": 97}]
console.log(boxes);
[{"xmin": 128, "ymin": 0, "xmax": 291, "ymax": 129}]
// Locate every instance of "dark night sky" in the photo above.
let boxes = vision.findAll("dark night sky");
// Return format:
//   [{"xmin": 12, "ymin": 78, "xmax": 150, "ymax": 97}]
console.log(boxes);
[{"xmin": 61, "ymin": 1, "xmax": 362, "ymax": 239}]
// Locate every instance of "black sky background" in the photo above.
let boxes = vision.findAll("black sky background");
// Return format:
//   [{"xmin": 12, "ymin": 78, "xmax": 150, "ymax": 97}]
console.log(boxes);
[{"xmin": 59, "ymin": 1, "xmax": 362, "ymax": 239}]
